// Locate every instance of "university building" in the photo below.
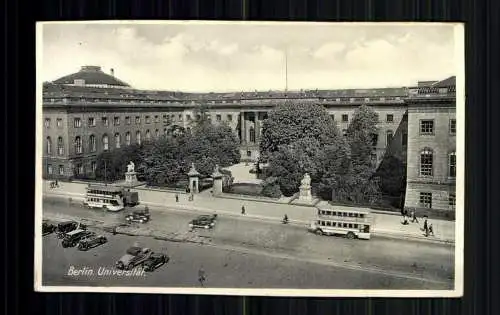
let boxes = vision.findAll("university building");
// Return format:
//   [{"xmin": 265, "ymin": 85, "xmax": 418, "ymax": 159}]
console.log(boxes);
[{"xmin": 42, "ymin": 65, "xmax": 456, "ymax": 214}]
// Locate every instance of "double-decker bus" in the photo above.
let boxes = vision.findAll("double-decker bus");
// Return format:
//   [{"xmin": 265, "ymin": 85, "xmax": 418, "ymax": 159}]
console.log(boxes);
[
  {"xmin": 83, "ymin": 184, "xmax": 125, "ymax": 211},
  {"xmin": 308, "ymin": 204, "xmax": 372, "ymax": 240}
]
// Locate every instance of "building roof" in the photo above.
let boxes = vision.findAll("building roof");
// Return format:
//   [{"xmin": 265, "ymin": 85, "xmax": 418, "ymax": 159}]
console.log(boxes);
[
  {"xmin": 52, "ymin": 66, "xmax": 131, "ymax": 87},
  {"xmin": 432, "ymin": 76, "xmax": 456, "ymax": 87}
]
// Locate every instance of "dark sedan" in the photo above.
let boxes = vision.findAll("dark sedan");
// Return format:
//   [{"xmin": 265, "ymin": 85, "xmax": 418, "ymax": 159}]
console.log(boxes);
[{"xmin": 143, "ymin": 253, "xmax": 169, "ymax": 272}]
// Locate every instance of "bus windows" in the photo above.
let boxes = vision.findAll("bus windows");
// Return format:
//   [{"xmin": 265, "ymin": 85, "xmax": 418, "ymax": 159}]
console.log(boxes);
[{"xmin": 363, "ymin": 225, "xmax": 370, "ymax": 233}]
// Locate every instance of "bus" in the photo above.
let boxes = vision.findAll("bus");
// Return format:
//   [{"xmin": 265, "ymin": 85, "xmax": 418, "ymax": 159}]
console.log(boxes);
[
  {"xmin": 84, "ymin": 184, "xmax": 125, "ymax": 211},
  {"xmin": 308, "ymin": 205, "xmax": 372, "ymax": 240}
]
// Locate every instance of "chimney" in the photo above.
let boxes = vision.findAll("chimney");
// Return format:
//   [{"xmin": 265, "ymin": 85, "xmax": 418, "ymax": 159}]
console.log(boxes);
[{"xmin": 110, "ymin": 68, "xmax": 114, "ymax": 76}]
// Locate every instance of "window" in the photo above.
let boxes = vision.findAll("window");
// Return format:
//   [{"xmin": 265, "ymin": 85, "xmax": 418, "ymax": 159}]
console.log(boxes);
[
  {"xmin": 342, "ymin": 114, "xmax": 349, "ymax": 122},
  {"xmin": 57, "ymin": 137, "xmax": 64, "ymax": 155},
  {"xmin": 56, "ymin": 118, "xmax": 63, "ymax": 128},
  {"xmin": 186, "ymin": 127, "xmax": 191, "ymax": 134},
  {"xmin": 154, "ymin": 115, "xmax": 159, "ymax": 123},
  {"xmin": 330, "ymin": 114, "xmax": 335, "ymax": 121},
  {"xmin": 246, "ymin": 150, "xmax": 251, "ymax": 157},
  {"xmin": 75, "ymin": 136, "xmax": 82, "ymax": 154},
  {"xmin": 402, "ymin": 132, "xmax": 408, "ymax": 146},
  {"xmin": 102, "ymin": 117, "xmax": 108, "ymax": 126},
  {"xmin": 74, "ymin": 118, "xmax": 82, "ymax": 128},
  {"xmin": 114, "ymin": 116, "xmax": 120, "ymax": 126},
  {"xmin": 450, "ymin": 119, "xmax": 456, "ymax": 134},
  {"xmin": 115, "ymin": 133, "xmax": 121, "ymax": 148},
  {"xmin": 44, "ymin": 118, "xmax": 51, "ymax": 128},
  {"xmin": 46, "ymin": 137, "xmax": 52, "ymax": 155},
  {"xmin": 419, "ymin": 192, "xmax": 432, "ymax": 208},
  {"xmin": 227, "ymin": 114, "xmax": 232, "ymax": 121},
  {"xmin": 47, "ymin": 165, "xmax": 53, "ymax": 175},
  {"xmin": 196, "ymin": 114, "xmax": 201, "ymax": 121},
  {"xmin": 164, "ymin": 128, "xmax": 167, "ymax": 135},
  {"xmin": 89, "ymin": 135, "xmax": 96, "ymax": 152},
  {"xmin": 125, "ymin": 132, "xmax": 131, "ymax": 145},
  {"xmin": 449, "ymin": 152, "xmax": 456, "ymax": 178},
  {"xmin": 216, "ymin": 115, "xmax": 222, "ymax": 121},
  {"xmin": 371, "ymin": 154, "xmax": 377, "ymax": 164},
  {"xmin": 155, "ymin": 129, "xmax": 159, "ymax": 138},
  {"xmin": 449, "ymin": 193, "xmax": 456, "ymax": 209},
  {"xmin": 179, "ymin": 114, "xmax": 182, "ymax": 121},
  {"xmin": 186, "ymin": 114, "xmax": 192, "ymax": 121},
  {"xmin": 386, "ymin": 114, "xmax": 394, "ymax": 122},
  {"xmin": 386, "ymin": 130, "xmax": 393, "ymax": 146},
  {"xmin": 91, "ymin": 161, "xmax": 97, "ymax": 173},
  {"xmin": 420, "ymin": 120, "xmax": 434, "ymax": 135},
  {"xmin": 145, "ymin": 116, "xmax": 151, "ymax": 124},
  {"xmin": 76, "ymin": 164, "xmax": 83, "ymax": 175},
  {"xmin": 371, "ymin": 133, "xmax": 378, "ymax": 146},
  {"xmin": 88, "ymin": 117, "xmax": 95, "ymax": 127},
  {"xmin": 135, "ymin": 116, "xmax": 141, "ymax": 124},
  {"xmin": 146, "ymin": 130, "xmax": 151, "ymax": 141},
  {"xmin": 136, "ymin": 131, "xmax": 141, "ymax": 145},
  {"xmin": 249, "ymin": 127, "xmax": 255, "ymax": 142},
  {"xmin": 59, "ymin": 165, "xmax": 64, "ymax": 175},
  {"xmin": 420, "ymin": 148, "xmax": 433, "ymax": 176},
  {"xmin": 125, "ymin": 116, "xmax": 131, "ymax": 125},
  {"xmin": 102, "ymin": 135, "xmax": 109, "ymax": 151}
]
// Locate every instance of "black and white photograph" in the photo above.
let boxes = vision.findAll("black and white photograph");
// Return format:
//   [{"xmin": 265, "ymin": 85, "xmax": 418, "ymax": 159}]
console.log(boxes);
[{"xmin": 35, "ymin": 21, "xmax": 464, "ymax": 297}]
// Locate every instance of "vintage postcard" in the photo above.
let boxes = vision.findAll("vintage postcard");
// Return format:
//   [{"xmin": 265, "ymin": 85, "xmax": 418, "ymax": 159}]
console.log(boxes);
[{"xmin": 35, "ymin": 21, "xmax": 464, "ymax": 297}]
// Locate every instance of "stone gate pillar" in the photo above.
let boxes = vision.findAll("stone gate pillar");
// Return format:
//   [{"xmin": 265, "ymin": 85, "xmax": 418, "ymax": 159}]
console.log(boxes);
[
  {"xmin": 211, "ymin": 164, "xmax": 223, "ymax": 196},
  {"xmin": 187, "ymin": 163, "xmax": 200, "ymax": 194}
]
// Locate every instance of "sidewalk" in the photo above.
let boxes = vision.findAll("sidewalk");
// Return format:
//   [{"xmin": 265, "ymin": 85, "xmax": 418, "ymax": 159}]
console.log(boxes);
[{"xmin": 42, "ymin": 180, "xmax": 455, "ymax": 244}]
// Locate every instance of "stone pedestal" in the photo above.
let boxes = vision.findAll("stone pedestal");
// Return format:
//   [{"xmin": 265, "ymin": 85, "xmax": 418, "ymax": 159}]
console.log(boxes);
[
  {"xmin": 211, "ymin": 165, "xmax": 223, "ymax": 196},
  {"xmin": 125, "ymin": 171, "xmax": 138, "ymax": 185},
  {"xmin": 299, "ymin": 185, "xmax": 312, "ymax": 201}
]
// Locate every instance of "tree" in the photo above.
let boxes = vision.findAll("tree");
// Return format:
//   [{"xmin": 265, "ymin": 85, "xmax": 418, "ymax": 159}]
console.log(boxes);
[
  {"xmin": 259, "ymin": 102, "xmax": 341, "ymax": 161},
  {"xmin": 336, "ymin": 105, "xmax": 381, "ymax": 203},
  {"xmin": 376, "ymin": 155, "xmax": 407, "ymax": 207},
  {"xmin": 95, "ymin": 144, "xmax": 145, "ymax": 182}
]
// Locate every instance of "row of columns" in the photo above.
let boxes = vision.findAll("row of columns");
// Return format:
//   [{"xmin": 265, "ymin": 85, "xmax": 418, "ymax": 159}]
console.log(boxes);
[{"xmin": 239, "ymin": 111, "xmax": 264, "ymax": 144}]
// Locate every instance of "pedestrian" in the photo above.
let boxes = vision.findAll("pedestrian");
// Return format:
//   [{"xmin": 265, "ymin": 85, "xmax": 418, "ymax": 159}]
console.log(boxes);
[
  {"xmin": 241, "ymin": 205, "xmax": 246, "ymax": 215},
  {"xmin": 411, "ymin": 209, "xmax": 419, "ymax": 223},
  {"xmin": 175, "ymin": 194, "xmax": 179, "ymax": 202},
  {"xmin": 112, "ymin": 227, "xmax": 117, "ymax": 235},
  {"xmin": 428, "ymin": 223, "xmax": 434, "ymax": 236},
  {"xmin": 55, "ymin": 179, "xmax": 59, "ymax": 187},
  {"xmin": 423, "ymin": 218, "xmax": 429, "ymax": 236},
  {"xmin": 198, "ymin": 266, "xmax": 206, "ymax": 287}
]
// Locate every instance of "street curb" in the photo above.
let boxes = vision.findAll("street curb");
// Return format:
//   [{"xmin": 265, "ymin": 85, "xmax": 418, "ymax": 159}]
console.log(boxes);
[{"xmin": 43, "ymin": 192, "xmax": 455, "ymax": 245}]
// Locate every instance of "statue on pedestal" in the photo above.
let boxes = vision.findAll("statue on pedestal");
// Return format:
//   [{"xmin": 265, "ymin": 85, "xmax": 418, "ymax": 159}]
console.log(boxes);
[
  {"xmin": 127, "ymin": 161, "xmax": 135, "ymax": 173},
  {"xmin": 125, "ymin": 161, "xmax": 137, "ymax": 185},
  {"xmin": 300, "ymin": 173, "xmax": 311, "ymax": 188},
  {"xmin": 298, "ymin": 173, "xmax": 312, "ymax": 201}
]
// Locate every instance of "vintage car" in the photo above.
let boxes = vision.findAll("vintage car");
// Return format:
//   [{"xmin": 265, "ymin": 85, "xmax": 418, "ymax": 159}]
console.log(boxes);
[
  {"xmin": 132, "ymin": 207, "xmax": 150, "ymax": 219},
  {"xmin": 56, "ymin": 221, "xmax": 86, "ymax": 239},
  {"xmin": 42, "ymin": 220, "xmax": 56, "ymax": 236},
  {"xmin": 61, "ymin": 229, "xmax": 94, "ymax": 248},
  {"xmin": 77, "ymin": 234, "xmax": 108, "ymax": 251},
  {"xmin": 125, "ymin": 212, "xmax": 150, "ymax": 223},
  {"xmin": 143, "ymin": 253, "xmax": 170, "ymax": 272},
  {"xmin": 115, "ymin": 246, "xmax": 152, "ymax": 270},
  {"xmin": 188, "ymin": 214, "xmax": 218, "ymax": 230}
]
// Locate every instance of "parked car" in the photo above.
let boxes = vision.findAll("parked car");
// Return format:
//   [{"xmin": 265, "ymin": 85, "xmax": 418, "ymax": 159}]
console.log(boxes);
[
  {"xmin": 125, "ymin": 212, "xmax": 150, "ymax": 223},
  {"xmin": 115, "ymin": 246, "xmax": 152, "ymax": 270},
  {"xmin": 61, "ymin": 229, "xmax": 94, "ymax": 248},
  {"xmin": 56, "ymin": 221, "xmax": 86, "ymax": 239},
  {"xmin": 143, "ymin": 253, "xmax": 169, "ymax": 272},
  {"xmin": 42, "ymin": 220, "xmax": 56, "ymax": 236},
  {"xmin": 77, "ymin": 234, "xmax": 108, "ymax": 251},
  {"xmin": 188, "ymin": 214, "xmax": 218, "ymax": 230}
]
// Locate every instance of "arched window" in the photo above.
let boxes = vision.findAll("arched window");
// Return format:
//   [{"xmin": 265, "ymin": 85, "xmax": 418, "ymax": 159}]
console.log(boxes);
[
  {"xmin": 115, "ymin": 133, "xmax": 121, "ymax": 148},
  {"xmin": 89, "ymin": 135, "xmax": 96, "ymax": 152},
  {"xmin": 75, "ymin": 136, "xmax": 82, "ymax": 154},
  {"xmin": 146, "ymin": 130, "xmax": 151, "ymax": 142},
  {"xmin": 420, "ymin": 148, "xmax": 433, "ymax": 176},
  {"xmin": 136, "ymin": 131, "xmax": 141, "ymax": 145},
  {"xmin": 102, "ymin": 134, "xmax": 109, "ymax": 151},
  {"xmin": 57, "ymin": 137, "xmax": 64, "ymax": 155},
  {"xmin": 125, "ymin": 132, "xmax": 131, "ymax": 145},
  {"xmin": 186, "ymin": 127, "xmax": 191, "ymax": 134},
  {"xmin": 46, "ymin": 137, "xmax": 52, "ymax": 155},
  {"xmin": 386, "ymin": 130, "xmax": 393, "ymax": 146},
  {"xmin": 164, "ymin": 128, "xmax": 167, "ymax": 135},
  {"xmin": 155, "ymin": 129, "xmax": 159, "ymax": 138},
  {"xmin": 448, "ymin": 152, "xmax": 456, "ymax": 178},
  {"xmin": 249, "ymin": 127, "xmax": 255, "ymax": 143}
]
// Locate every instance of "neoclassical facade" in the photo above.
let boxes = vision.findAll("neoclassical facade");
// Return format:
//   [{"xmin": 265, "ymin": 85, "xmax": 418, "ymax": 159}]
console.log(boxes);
[{"xmin": 42, "ymin": 65, "xmax": 456, "ymax": 213}]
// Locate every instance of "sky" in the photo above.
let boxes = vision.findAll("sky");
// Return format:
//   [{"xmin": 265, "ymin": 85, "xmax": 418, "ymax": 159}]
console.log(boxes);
[{"xmin": 40, "ymin": 22, "xmax": 460, "ymax": 92}]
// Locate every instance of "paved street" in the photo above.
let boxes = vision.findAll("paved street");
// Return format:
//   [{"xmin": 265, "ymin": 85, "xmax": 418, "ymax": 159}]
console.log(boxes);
[{"xmin": 42, "ymin": 196, "xmax": 455, "ymax": 289}]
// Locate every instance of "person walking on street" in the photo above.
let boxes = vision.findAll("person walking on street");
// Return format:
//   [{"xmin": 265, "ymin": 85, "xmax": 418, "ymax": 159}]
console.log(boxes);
[
  {"xmin": 428, "ymin": 223, "xmax": 434, "ymax": 236},
  {"xmin": 423, "ymin": 217, "xmax": 429, "ymax": 236},
  {"xmin": 410, "ymin": 209, "xmax": 419, "ymax": 223},
  {"xmin": 241, "ymin": 205, "xmax": 246, "ymax": 215},
  {"xmin": 198, "ymin": 266, "xmax": 206, "ymax": 287},
  {"xmin": 175, "ymin": 194, "xmax": 179, "ymax": 202}
]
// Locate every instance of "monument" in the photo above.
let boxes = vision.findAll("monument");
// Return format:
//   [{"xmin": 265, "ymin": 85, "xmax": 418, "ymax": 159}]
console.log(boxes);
[
  {"xmin": 298, "ymin": 173, "xmax": 312, "ymax": 201},
  {"xmin": 187, "ymin": 163, "xmax": 200, "ymax": 194},
  {"xmin": 211, "ymin": 164, "xmax": 223, "ymax": 196},
  {"xmin": 125, "ymin": 161, "xmax": 138, "ymax": 185}
]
